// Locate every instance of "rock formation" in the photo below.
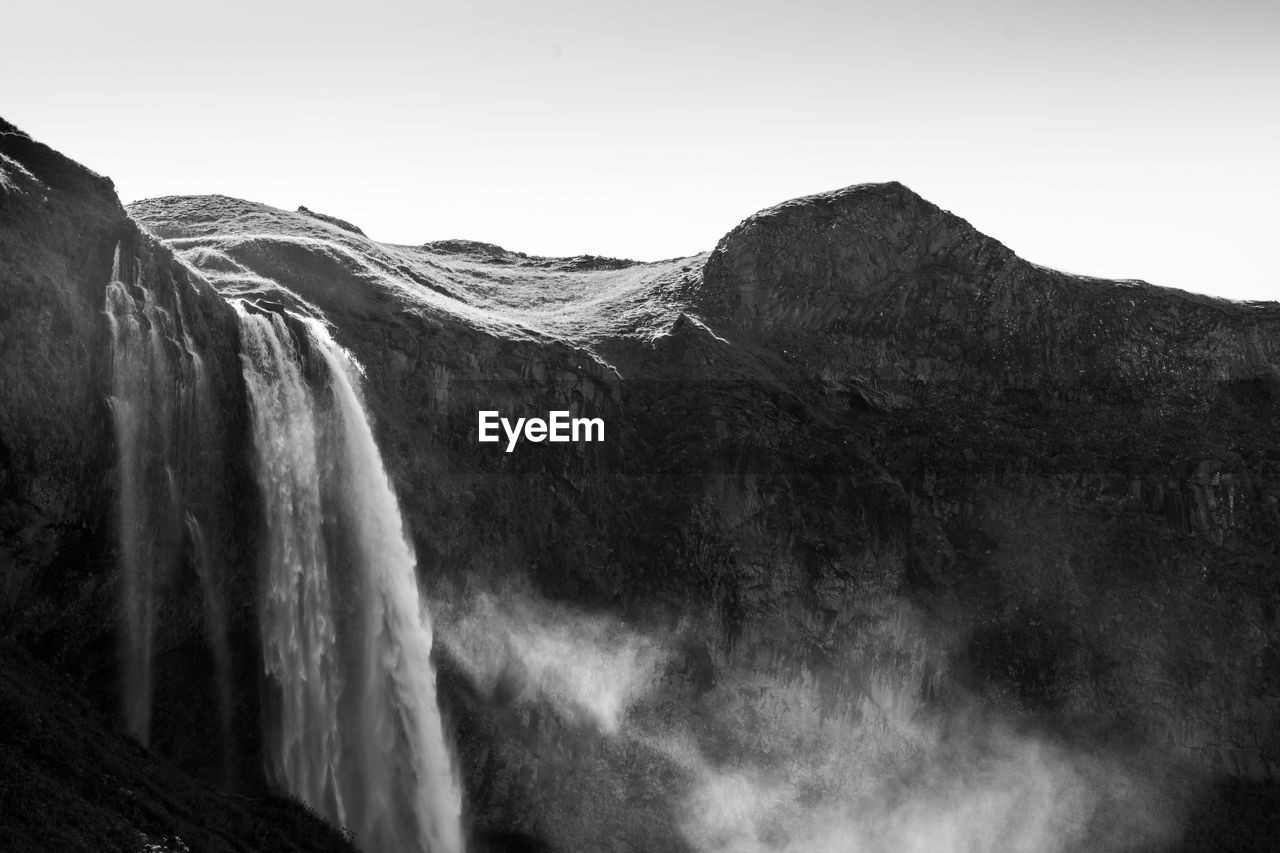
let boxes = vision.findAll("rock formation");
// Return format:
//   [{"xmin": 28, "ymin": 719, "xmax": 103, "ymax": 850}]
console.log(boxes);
[{"xmin": 3, "ymin": 116, "xmax": 1279, "ymax": 851}]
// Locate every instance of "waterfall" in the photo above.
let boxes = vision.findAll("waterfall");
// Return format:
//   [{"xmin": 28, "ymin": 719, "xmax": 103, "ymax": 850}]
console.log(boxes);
[
  {"xmin": 236, "ymin": 307, "xmax": 346, "ymax": 820},
  {"xmin": 105, "ymin": 245, "xmax": 233, "ymax": 755},
  {"xmin": 105, "ymin": 252, "xmax": 157, "ymax": 745},
  {"xmin": 185, "ymin": 512, "xmax": 235, "ymax": 780},
  {"xmin": 235, "ymin": 302, "xmax": 464, "ymax": 853}
]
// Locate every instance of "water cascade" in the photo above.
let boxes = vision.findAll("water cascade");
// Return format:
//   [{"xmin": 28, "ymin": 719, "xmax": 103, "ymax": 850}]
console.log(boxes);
[
  {"xmin": 235, "ymin": 302, "xmax": 464, "ymax": 853},
  {"xmin": 104, "ymin": 245, "xmax": 233, "ymax": 754}
]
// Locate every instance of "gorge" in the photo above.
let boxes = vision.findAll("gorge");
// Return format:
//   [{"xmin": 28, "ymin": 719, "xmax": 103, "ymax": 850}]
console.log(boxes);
[{"xmin": 2, "ymin": 116, "xmax": 1280, "ymax": 852}]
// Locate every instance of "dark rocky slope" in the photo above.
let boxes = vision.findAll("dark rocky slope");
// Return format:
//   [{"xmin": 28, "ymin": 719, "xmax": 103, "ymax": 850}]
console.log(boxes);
[
  {"xmin": 0, "ymin": 640, "xmax": 355, "ymax": 853},
  {"xmin": 3, "ymin": 115, "xmax": 1280, "ymax": 851}
]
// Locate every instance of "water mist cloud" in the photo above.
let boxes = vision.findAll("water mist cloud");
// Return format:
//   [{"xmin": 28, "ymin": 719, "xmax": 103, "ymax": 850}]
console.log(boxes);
[
  {"xmin": 435, "ymin": 585, "xmax": 669, "ymax": 734},
  {"xmin": 669, "ymin": 724, "xmax": 1177, "ymax": 853},
  {"xmin": 435, "ymin": 583, "xmax": 1184, "ymax": 853}
]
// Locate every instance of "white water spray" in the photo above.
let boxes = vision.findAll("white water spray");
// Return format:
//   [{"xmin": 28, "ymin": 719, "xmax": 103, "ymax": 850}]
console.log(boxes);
[{"xmin": 235, "ymin": 302, "xmax": 464, "ymax": 853}]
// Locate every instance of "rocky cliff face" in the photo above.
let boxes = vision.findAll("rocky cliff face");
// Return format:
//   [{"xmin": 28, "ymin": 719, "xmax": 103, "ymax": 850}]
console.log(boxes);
[
  {"xmin": 131, "ymin": 181, "xmax": 1280, "ymax": 850},
  {"xmin": 698, "ymin": 181, "xmax": 1280, "ymax": 388},
  {"xmin": 3, "ymin": 118, "xmax": 1279, "ymax": 851}
]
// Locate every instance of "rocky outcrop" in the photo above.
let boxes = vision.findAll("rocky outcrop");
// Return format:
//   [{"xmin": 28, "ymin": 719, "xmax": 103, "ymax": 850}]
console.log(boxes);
[
  {"xmin": 698, "ymin": 181, "xmax": 1280, "ymax": 390},
  {"xmin": 1, "ymin": 118, "xmax": 124, "ymax": 636},
  {"xmin": 297, "ymin": 205, "xmax": 366, "ymax": 236}
]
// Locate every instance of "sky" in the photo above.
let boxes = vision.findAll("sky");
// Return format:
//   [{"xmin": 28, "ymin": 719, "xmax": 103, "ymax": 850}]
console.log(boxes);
[{"xmin": 3, "ymin": 0, "xmax": 1276, "ymax": 300}]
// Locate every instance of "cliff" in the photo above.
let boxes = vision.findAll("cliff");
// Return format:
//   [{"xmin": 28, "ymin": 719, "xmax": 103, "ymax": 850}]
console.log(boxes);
[
  {"xmin": 3, "ymin": 116, "xmax": 1279, "ymax": 851},
  {"xmin": 0, "ymin": 119, "xmax": 354, "ymax": 852},
  {"xmin": 131, "ymin": 182, "xmax": 1280, "ymax": 849}
]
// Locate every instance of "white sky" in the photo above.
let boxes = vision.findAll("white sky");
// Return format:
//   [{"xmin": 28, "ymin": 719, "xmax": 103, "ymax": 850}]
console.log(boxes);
[{"xmin": 3, "ymin": 0, "xmax": 1276, "ymax": 299}]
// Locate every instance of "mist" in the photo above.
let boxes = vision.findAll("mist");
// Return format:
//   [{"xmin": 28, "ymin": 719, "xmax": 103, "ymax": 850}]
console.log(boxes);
[
  {"xmin": 434, "ymin": 582, "xmax": 1190, "ymax": 853},
  {"xmin": 434, "ymin": 582, "xmax": 671, "ymax": 735}
]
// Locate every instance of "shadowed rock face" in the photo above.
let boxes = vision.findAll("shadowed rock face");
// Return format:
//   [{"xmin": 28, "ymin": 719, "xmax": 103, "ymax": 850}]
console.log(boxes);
[{"xmin": 4, "ymin": 117, "xmax": 1280, "ymax": 851}]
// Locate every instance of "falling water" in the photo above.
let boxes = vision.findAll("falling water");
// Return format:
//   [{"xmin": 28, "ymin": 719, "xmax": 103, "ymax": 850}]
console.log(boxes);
[
  {"xmin": 105, "ymin": 250, "xmax": 158, "ymax": 744},
  {"xmin": 172, "ymin": 290, "xmax": 235, "ymax": 758},
  {"xmin": 236, "ymin": 307, "xmax": 346, "ymax": 820},
  {"xmin": 105, "ymin": 244, "xmax": 234, "ymax": 757},
  {"xmin": 185, "ymin": 512, "xmax": 235, "ymax": 780},
  {"xmin": 235, "ymin": 302, "xmax": 464, "ymax": 853}
]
